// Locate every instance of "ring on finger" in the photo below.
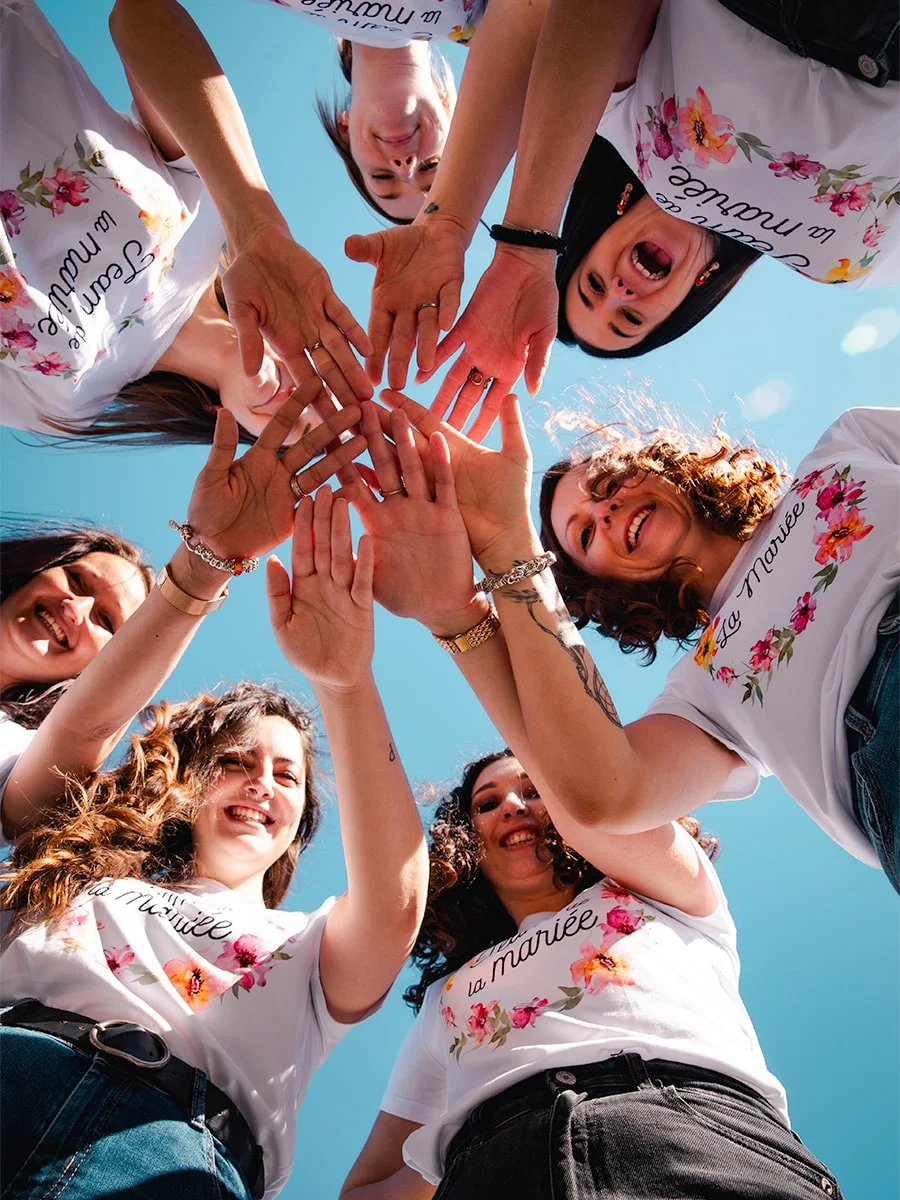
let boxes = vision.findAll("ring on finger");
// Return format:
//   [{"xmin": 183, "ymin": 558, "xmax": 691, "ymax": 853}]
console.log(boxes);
[
  {"xmin": 466, "ymin": 367, "xmax": 487, "ymax": 388},
  {"xmin": 379, "ymin": 487, "xmax": 406, "ymax": 498},
  {"xmin": 308, "ymin": 341, "xmax": 323, "ymax": 355},
  {"xmin": 417, "ymin": 301, "xmax": 439, "ymax": 311},
  {"xmin": 290, "ymin": 475, "xmax": 308, "ymax": 501}
]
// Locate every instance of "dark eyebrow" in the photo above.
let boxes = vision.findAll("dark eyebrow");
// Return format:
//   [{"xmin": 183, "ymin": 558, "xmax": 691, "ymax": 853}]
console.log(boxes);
[
  {"xmin": 608, "ymin": 322, "xmax": 639, "ymax": 340},
  {"xmin": 471, "ymin": 780, "xmax": 497, "ymax": 800},
  {"xmin": 370, "ymin": 189, "xmax": 400, "ymax": 201}
]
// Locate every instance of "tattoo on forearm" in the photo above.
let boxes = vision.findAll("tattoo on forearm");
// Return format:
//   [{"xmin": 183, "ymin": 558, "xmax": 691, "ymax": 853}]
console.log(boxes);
[
  {"xmin": 423, "ymin": 202, "xmax": 439, "ymax": 215},
  {"xmin": 501, "ymin": 584, "xmax": 623, "ymax": 727},
  {"xmin": 388, "ymin": 741, "xmax": 396, "ymax": 762}
]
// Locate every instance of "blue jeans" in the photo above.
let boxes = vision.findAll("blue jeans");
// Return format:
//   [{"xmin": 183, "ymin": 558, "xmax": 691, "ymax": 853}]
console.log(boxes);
[
  {"xmin": 0, "ymin": 1026, "xmax": 251, "ymax": 1200},
  {"xmin": 716, "ymin": 1, "xmax": 899, "ymax": 84},
  {"xmin": 845, "ymin": 594, "xmax": 900, "ymax": 894}
]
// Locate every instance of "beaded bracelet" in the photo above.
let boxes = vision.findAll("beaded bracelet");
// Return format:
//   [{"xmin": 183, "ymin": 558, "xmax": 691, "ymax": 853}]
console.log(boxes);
[
  {"xmin": 489, "ymin": 224, "xmax": 563, "ymax": 253},
  {"xmin": 476, "ymin": 551, "xmax": 556, "ymax": 594},
  {"xmin": 169, "ymin": 520, "xmax": 259, "ymax": 576}
]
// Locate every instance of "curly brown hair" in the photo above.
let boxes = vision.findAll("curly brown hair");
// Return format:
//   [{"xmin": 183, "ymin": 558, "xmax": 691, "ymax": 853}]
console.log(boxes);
[
  {"xmin": 1, "ymin": 683, "xmax": 321, "ymax": 930},
  {"xmin": 538, "ymin": 426, "xmax": 787, "ymax": 660},
  {"xmin": 404, "ymin": 750, "xmax": 717, "ymax": 1012}
]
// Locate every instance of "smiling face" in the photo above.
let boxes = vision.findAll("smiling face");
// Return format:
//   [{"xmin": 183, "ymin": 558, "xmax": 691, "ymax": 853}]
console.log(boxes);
[
  {"xmin": 0, "ymin": 551, "xmax": 149, "ymax": 689},
  {"xmin": 549, "ymin": 464, "xmax": 714, "ymax": 584},
  {"xmin": 564, "ymin": 196, "xmax": 714, "ymax": 351},
  {"xmin": 191, "ymin": 715, "xmax": 308, "ymax": 900},
  {"xmin": 218, "ymin": 342, "xmax": 296, "ymax": 440},
  {"xmin": 469, "ymin": 757, "xmax": 557, "ymax": 899}
]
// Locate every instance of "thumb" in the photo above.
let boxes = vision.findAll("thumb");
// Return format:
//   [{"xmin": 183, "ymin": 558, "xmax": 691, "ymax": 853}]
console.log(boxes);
[
  {"xmin": 524, "ymin": 325, "xmax": 556, "ymax": 396},
  {"xmin": 498, "ymin": 393, "xmax": 530, "ymax": 461},
  {"xmin": 201, "ymin": 407, "xmax": 239, "ymax": 476},
  {"xmin": 266, "ymin": 555, "xmax": 292, "ymax": 632},
  {"xmin": 345, "ymin": 232, "xmax": 383, "ymax": 265},
  {"xmin": 351, "ymin": 534, "xmax": 375, "ymax": 609}
]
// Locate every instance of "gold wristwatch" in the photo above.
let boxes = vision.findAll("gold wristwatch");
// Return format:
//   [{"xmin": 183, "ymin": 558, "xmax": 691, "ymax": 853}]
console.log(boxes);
[{"xmin": 432, "ymin": 607, "xmax": 500, "ymax": 655}]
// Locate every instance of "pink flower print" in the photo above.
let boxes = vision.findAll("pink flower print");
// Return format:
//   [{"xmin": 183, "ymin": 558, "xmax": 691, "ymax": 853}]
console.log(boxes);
[
  {"xmin": 715, "ymin": 665, "xmax": 737, "ymax": 685},
  {"xmin": 27, "ymin": 350, "xmax": 71, "ymax": 376},
  {"xmin": 0, "ymin": 316, "xmax": 37, "ymax": 351},
  {"xmin": 56, "ymin": 909, "xmax": 88, "ymax": 934},
  {"xmin": 40, "ymin": 167, "xmax": 90, "ymax": 216},
  {"xmin": 214, "ymin": 934, "xmax": 276, "ymax": 991},
  {"xmin": 601, "ymin": 880, "xmax": 633, "ymax": 902},
  {"xmin": 635, "ymin": 123, "xmax": 652, "ymax": 183},
  {"xmin": 0, "ymin": 189, "xmax": 25, "ymax": 235},
  {"xmin": 510, "ymin": 998, "xmax": 548, "ymax": 1030},
  {"xmin": 814, "ymin": 506, "xmax": 874, "ymax": 565},
  {"xmin": 467, "ymin": 1002, "xmax": 495, "ymax": 1044},
  {"xmin": 0, "ymin": 266, "xmax": 29, "ymax": 310},
  {"xmin": 768, "ymin": 151, "xmax": 824, "ymax": 181},
  {"xmin": 790, "ymin": 592, "xmax": 817, "ymax": 634},
  {"xmin": 816, "ymin": 477, "xmax": 864, "ymax": 517},
  {"xmin": 649, "ymin": 94, "xmax": 681, "ymax": 160},
  {"xmin": 601, "ymin": 906, "xmax": 645, "ymax": 939},
  {"xmin": 862, "ymin": 219, "xmax": 887, "ymax": 248},
  {"xmin": 441, "ymin": 1005, "xmax": 457, "ymax": 1029},
  {"xmin": 104, "ymin": 946, "xmax": 136, "ymax": 975},
  {"xmin": 569, "ymin": 941, "xmax": 634, "ymax": 994},
  {"xmin": 794, "ymin": 466, "xmax": 831, "ymax": 498},
  {"xmin": 677, "ymin": 87, "xmax": 736, "ymax": 168},
  {"xmin": 749, "ymin": 628, "xmax": 777, "ymax": 673},
  {"xmin": 813, "ymin": 180, "xmax": 873, "ymax": 217}
]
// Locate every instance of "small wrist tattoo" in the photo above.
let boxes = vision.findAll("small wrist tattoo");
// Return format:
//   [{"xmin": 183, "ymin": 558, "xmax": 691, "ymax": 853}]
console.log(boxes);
[{"xmin": 423, "ymin": 203, "xmax": 440, "ymax": 215}]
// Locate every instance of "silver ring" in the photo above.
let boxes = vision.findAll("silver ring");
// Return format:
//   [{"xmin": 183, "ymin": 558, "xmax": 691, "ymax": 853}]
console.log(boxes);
[
  {"xmin": 417, "ymin": 301, "xmax": 439, "ymax": 311},
  {"xmin": 290, "ymin": 475, "xmax": 308, "ymax": 501},
  {"xmin": 379, "ymin": 487, "xmax": 406, "ymax": 498}
]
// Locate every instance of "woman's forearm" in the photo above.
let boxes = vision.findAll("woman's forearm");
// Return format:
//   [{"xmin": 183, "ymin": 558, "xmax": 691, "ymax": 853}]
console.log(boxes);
[
  {"xmin": 2, "ymin": 547, "xmax": 228, "ymax": 836},
  {"xmin": 504, "ymin": 0, "xmax": 657, "ymax": 233},
  {"xmin": 314, "ymin": 673, "xmax": 428, "ymax": 1019},
  {"xmin": 422, "ymin": 0, "xmax": 549, "ymax": 242},
  {"xmin": 109, "ymin": 0, "xmax": 285, "ymax": 246}
]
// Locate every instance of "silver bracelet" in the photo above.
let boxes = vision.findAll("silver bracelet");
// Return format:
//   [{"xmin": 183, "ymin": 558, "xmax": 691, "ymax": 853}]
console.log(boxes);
[
  {"xmin": 169, "ymin": 520, "xmax": 259, "ymax": 576},
  {"xmin": 476, "ymin": 551, "xmax": 556, "ymax": 594}
]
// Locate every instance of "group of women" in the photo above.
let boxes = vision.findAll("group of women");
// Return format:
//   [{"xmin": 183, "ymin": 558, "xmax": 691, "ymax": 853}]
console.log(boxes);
[{"xmin": 0, "ymin": 0, "xmax": 896, "ymax": 1198}]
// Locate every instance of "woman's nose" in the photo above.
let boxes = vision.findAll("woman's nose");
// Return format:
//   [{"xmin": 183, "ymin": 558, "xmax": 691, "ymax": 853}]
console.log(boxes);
[
  {"xmin": 244, "ymin": 767, "xmax": 275, "ymax": 798},
  {"xmin": 391, "ymin": 153, "xmax": 416, "ymax": 181},
  {"xmin": 501, "ymin": 794, "xmax": 529, "ymax": 818},
  {"xmin": 613, "ymin": 276, "xmax": 634, "ymax": 297},
  {"xmin": 60, "ymin": 594, "xmax": 92, "ymax": 627},
  {"xmin": 594, "ymin": 495, "xmax": 621, "ymax": 524}
]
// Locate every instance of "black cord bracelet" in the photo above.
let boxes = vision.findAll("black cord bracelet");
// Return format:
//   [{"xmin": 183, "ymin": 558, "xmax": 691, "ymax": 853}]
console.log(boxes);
[{"xmin": 489, "ymin": 224, "xmax": 563, "ymax": 253}]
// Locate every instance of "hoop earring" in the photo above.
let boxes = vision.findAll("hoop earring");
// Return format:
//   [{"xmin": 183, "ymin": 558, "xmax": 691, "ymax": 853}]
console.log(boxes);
[
  {"xmin": 695, "ymin": 261, "xmax": 720, "ymax": 287},
  {"xmin": 615, "ymin": 183, "xmax": 633, "ymax": 217}
]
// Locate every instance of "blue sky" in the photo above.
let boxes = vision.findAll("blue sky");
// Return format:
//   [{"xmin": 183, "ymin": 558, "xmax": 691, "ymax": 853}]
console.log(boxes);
[{"xmin": 3, "ymin": 3, "xmax": 899, "ymax": 1197}]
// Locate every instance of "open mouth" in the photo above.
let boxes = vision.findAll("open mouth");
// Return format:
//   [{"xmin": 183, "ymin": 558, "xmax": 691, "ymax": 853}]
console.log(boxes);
[
  {"xmin": 631, "ymin": 242, "xmax": 672, "ymax": 281},
  {"xmin": 225, "ymin": 805, "xmax": 272, "ymax": 827},
  {"xmin": 500, "ymin": 829, "xmax": 538, "ymax": 849},
  {"xmin": 626, "ymin": 505, "xmax": 655, "ymax": 552},
  {"xmin": 36, "ymin": 604, "xmax": 68, "ymax": 647}
]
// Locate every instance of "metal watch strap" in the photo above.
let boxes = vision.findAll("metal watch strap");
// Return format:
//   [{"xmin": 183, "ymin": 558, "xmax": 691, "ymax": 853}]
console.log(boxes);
[
  {"xmin": 156, "ymin": 564, "xmax": 228, "ymax": 616},
  {"xmin": 433, "ymin": 608, "xmax": 500, "ymax": 655},
  {"xmin": 476, "ymin": 551, "xmax": 557, "ymax": 595}
]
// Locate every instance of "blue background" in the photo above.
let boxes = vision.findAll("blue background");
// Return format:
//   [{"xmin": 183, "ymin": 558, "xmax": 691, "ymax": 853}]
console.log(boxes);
[{"xmin": 2, "ymin": 4, "xmax": 898, "ymax": 1197}]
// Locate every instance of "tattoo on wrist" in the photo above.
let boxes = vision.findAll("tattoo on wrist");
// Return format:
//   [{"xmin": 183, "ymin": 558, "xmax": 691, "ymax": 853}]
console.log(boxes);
[
  {"xmin": 501, "ymin": 583, "xmax": 622, "ymax": 728},
  {"xmin": 423, "ymin": 203, "xmax": 440, "ymax": 215},
  {"xmin": 388, "ymin": 741, "xmax": 397, "ymax": 762}
]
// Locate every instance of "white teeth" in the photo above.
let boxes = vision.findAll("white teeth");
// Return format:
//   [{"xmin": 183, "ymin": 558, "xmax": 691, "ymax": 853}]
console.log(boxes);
[
  {"xmin": 36, "ymin": 605, "xmax": 66, "ymax": 647},
  {"xmin": 627, "ymin": 507, "xmax": 652, "ymax": 551},
  {"xmin": 503, "ymin": 831, "xmax": 536, "ymax": 848},
  {"xmin": 228, "ymin": 805, "xmax": 269, "ymax": 826},
  {"xmin": 631, "ymin": 246, "xmax": 665, "ymax": 281}
]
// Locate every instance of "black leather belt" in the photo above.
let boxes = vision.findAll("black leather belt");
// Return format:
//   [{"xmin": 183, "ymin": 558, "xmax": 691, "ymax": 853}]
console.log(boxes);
[{"xmin": 1, "ymin": 1000, "xmax": 265, "ymax": 1198}]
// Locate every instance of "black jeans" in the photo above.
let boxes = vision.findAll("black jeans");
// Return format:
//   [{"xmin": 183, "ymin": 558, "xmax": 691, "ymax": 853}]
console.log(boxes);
[
  {"xmin": 435, "ymin": 1055, "xmax": 842, "ymax": 1199},
  {"xmin": 716, "ymin": 0, "xmax": 899, "ymax": 84}
]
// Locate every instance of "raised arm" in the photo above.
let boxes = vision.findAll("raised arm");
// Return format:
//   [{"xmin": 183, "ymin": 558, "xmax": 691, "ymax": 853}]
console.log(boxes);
[
  {"xmin": 267, "ymin": 491, "xmax": 428, "ymax": 1023},
  {"xmin": 2, "ymin": 385, "xmax": 364, "ymax": 841},
  {"xmin": 108, "ymin": 0, "xmax": 373, "ymax": 402},
  {"xmin": 341, "ymin": 1112, "xmax": 433, "ymax": 1200}
]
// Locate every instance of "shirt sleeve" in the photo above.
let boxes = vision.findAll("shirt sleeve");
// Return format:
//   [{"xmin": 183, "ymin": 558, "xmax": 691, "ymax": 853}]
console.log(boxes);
[
  {"xmin": 381, "ymin": 985, "xmax": 448, "ymax": 1126},
  {"xmin": 807, "ymin": 408, "xmax": 900, "ymax": 466}
]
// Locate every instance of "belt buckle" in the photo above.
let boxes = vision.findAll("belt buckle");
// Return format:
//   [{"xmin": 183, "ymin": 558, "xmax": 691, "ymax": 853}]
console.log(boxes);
[{"xmin": 88, "ymin": 1020, "xmax": 171, "ymax": 1069}]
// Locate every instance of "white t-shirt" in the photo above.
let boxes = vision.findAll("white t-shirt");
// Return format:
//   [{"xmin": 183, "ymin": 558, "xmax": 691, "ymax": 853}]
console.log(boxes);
[
  {"xmin": 382, "ymin": 844, "xmax": 787, "ymax": 1185},
  {"xmin": 597, "ymin": 0, "xmax": 900, "ymax": 286},
  {"xmin": 0, "ymin": 878, "xmax": 349, "ymax": 1197},
  {"xmin": 0, "ymin": 0, "xmax": 225, "ymax": 434},
  {"xmin": 0, "ymin": 712, "xmax": 35, "ymax": 800},
  {"xmin": 249, "ymin": 0, "xmax": 486, "ymax": 48},
  {"xmin": 647, "ymin": 407, "xmax": 899, "ymax": 867}
]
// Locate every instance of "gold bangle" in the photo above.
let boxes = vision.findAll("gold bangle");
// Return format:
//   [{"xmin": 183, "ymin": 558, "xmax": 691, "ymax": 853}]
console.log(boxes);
[
  {"xmin": 155, "ymin": 564, "xmax": 229, "ymax": 616},
  {"xmin": 433, "ymin": 608, "xmax": 500, "ymax": 655}
]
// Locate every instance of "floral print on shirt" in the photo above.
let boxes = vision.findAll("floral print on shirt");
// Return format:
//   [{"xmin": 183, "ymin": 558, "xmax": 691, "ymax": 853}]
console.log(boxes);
[
  {"xmin": 695, "ymin": 464, "xmax": 875, "ymax": 706},
  {"xmin": 636, "ymin": 86, "xmax": 900, "ymax": 282}
]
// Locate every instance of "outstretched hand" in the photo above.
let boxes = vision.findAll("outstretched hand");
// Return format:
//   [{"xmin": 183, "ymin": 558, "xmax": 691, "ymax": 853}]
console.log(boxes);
[
  {"xmin": 380, "ymin": 389, "xmax": 535, "ymax": 565},
  {"xmin": 267, "ymin": 489, "xmax": 374, "ymax": 691},
  {"xmin": 420, "ymin": 244, "xmax": 558, "ymax": 442},
  {"xmin": 222, "ymin": 222, "xmax": 374, "ymax": 406},
  {"xmin": 186, "ymin": 378, "xmax": 366, "ymax": 563},
  {"xmin": 338, "ymin": 403, "xmax": 481, "ymax": 633},
  {"xmin": 345, "ymin": 215, "xmax": 467, "ymax": 390}
]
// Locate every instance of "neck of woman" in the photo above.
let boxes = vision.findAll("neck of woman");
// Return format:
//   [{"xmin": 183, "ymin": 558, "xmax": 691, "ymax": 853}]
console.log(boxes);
[
  {"xmin": 152, "ymin": 282, "xmax": 232, "ymax": 393},
  {"xmin": 498, "ymin": 879, "xmax": 577, "ymax": 930},
  {"xmin": 697, "ymin": 534, "xmax": 745, "ymax": 607}
]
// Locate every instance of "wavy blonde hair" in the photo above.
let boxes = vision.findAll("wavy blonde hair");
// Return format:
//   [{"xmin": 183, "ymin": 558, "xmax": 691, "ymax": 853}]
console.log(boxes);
[
  {"xmin": 539, "ymin": 423, "xmax": 787, "ymax": 659},
  {"xmin": 1, "ymin": 683, "xmax": 320, "ymax": 930}
]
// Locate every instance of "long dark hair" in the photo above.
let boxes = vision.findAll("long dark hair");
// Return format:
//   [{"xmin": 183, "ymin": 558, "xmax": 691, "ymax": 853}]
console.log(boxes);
[
  {"xmin": 404, "ymin": 751, "xmax": 604, "ymax": 1012},
  {"xmin": 556, "ymin": 137, "xmax": 761, "ymax": 357},
  {"xmin": 41, "ymin": 372, "xmax": 255, "ymax": 448},
  {"xmin": 0, "ymin": 522, "xmax": 154, "ymax": 728},
  {"xmin": 2, "ymin": 682, "xmax": 322, "ymax": 926}
]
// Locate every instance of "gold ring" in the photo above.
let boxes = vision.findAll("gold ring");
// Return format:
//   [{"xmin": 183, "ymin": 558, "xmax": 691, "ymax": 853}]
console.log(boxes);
[
  {"xmin": 379, "ymin": 487, "xmax": 406, "ymax": 498},
  {"xmin": 417, "ymin": 301, "xmax": 439, "ymax": 311},
  {"xmin": 466, "ymin": 367, "xmax": 486, "ymax": 387},
  {"xmin": 308, "ymin": 341, "xmax": 323, "ymax": 354},
  {"xmin": 290, "ymin": 475, "xmax": 308, "ymax": 501}
]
